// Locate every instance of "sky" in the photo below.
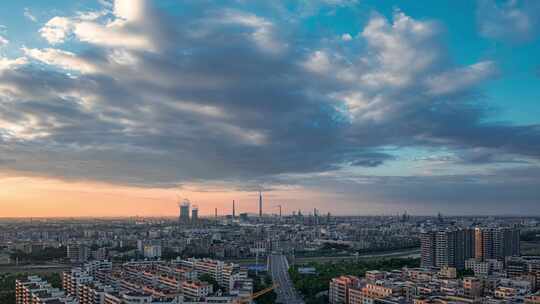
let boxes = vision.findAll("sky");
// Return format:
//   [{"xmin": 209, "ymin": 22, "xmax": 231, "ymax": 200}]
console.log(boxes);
[{"xmin": 0, "ymin": 0, "xmax": 539, "ymax": 217}]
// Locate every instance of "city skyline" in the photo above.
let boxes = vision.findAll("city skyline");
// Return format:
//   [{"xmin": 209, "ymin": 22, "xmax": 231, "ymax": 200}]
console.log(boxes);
[{"xmin": 1, "ymin": 0, "xmax": 540, "ymax": 217}]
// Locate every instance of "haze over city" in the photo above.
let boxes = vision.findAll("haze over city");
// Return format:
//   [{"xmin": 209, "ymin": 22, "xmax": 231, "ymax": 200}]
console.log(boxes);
[{"xmin": 1, "ymin": 0, "xmax": 540, "ymax": 217}]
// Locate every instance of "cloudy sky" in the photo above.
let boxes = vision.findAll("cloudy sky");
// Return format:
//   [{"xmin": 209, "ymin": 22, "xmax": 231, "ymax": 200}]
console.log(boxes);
[{"xmin": 0, "ymin": 0, "xmax": 539, "ymax": 217}]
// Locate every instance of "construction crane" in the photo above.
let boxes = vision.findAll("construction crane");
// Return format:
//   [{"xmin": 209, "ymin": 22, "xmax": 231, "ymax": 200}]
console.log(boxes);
[{"xmin": 234, "ymin": 284, "xmax": 279, "ymax": 304}]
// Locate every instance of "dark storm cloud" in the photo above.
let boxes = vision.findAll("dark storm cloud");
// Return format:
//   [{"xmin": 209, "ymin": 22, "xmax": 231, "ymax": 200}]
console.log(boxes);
[{"xmin": 0, "ymin": 0, "xmax": 539, "ymax": 204}]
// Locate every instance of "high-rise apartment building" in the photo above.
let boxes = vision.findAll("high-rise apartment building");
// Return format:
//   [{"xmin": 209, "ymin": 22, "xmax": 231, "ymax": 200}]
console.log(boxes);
[
  {"xmin": 503, "ymin": 228, "xmax": 521, "ymax": 257},
  {"xmin": 422, "ymin": 227, "xmax": 519, "ymax": 269},
  {"xmin": 420, "ymin": 231, "xmax": 436, "ymax": 268},
  {"xmin": 329, "ymin": 275, "xmax": 361, "ymax": 304},
  {"xmin": 421, "ymin": 228, "xmax": 475, "ymax": 269},
  {"xmin": 475, "ymin": 227, "xmax": 520, "ymax": 261}
]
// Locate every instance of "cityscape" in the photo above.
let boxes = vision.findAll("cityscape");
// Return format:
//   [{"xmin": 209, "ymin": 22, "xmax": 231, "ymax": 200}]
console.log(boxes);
[
  {"xmin": 1, "ymin": 0, "xmax": 540, "ymax": 304},
  {"xmin": 2, "ymin": 208, "xmax": 540, "ymax": 303}
]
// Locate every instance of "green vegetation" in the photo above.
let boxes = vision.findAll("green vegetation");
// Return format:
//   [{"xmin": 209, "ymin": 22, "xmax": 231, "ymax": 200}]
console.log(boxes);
[
  {"xmin": 289, "ymin": 258, "xmax": 420, "ymax": 304},
  {"xmin": 521, "ymin": 230, "xmax": 540, "ymax": 242},
  {"xmin": 199, "ymin": 273, "xmax": 219, "ymax": 291},
  {"xmin": 521, "ymin": 241, "xmax": 540, "ymax": 256},
  {"xmin": 457, "ymin": 268, "xmax": 475, "ymax": 278},
  {"xmin": 520, "ymin": 231, "xmax": 540, "ymax": 255},
  {"xmin": 248, "ymin": 271, "xmax": 277, "ymax": 304},
  {"xmin": 10, "ymin": 246, "xmax": 66, "ymax": 263},
  {"xmin": 112, "ymin": 245, "xmax": 137, "ymax": 253},
  {"xmin": 0, "ymin": 272, "xmax": 61, "ymax": 304},
  {"xmin": 161, "ymin": 248, "xmax": 181, "ymax": 260}
]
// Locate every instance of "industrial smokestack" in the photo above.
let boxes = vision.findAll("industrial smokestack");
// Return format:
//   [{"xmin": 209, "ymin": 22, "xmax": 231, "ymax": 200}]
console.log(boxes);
[{"xmin": 259, "ymin": 191, "xmax": 263, "ymax": 217}]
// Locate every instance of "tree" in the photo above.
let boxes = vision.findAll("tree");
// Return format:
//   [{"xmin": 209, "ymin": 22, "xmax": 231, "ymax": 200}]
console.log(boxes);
[
  {"xmin": 289, "ymin": 258, "xmax": 420, "ymax": 304},
  {"xmin": 199, "ymin": 273, "xmax": 219, "ymax": 290},
  {"xmin": 457, "ymin": 268, "xmax": 475, "ymax": 278}
]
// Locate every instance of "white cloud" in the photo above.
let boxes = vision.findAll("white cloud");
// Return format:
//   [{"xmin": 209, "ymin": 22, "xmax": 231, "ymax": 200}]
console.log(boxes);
[
  {"xmin": 114, "ymin": 0, "xmax": 147, "ymax": 22},
  {"xmin": 98, "ymin": 0, "xmax": 113, "ymax": 8},
  {"xmin": 39, "ymin": 16, "xmax": 73, "ymax": 44},
  {"xmin": 39, "ymin": 0, "xmax": 155, "ymax": 51},
  {"xmin": 303, "ymin": 50, "xmax": 332, "ymax": 74},
  {"xmin": 0, "ymin": 57, "xmax": 27, "ymax": 71},
  {"xmin": 107, "ymin": 49, "xmax": 138, "ymax": 66},
  {"xmin": 360, "ymin": 11, "xmax": 441, "ymax": 88},
  {"xmin": 1, "ymin": 2, "xmax": 537, "ymax": 198},
  {"xmin": 76, "ymin": 10, "xmax": 107, "ymax": 21},
  {"xmin": 0, "ymin": 35, "xmax": 8, "ymax": 47},
  {"xmin": 477, "ymin": 0, "xmax": 540, "ymax": 43},
  {"xmin": 221, "ymin": 11, "xmax": 286, "ymax": 54},
  {"xmin": 302, "ymin": 11, "xmax": 499, "ymax": 125},
  {"xmin": 0, "ymin": 114, "xmax": 53, "ymax": 140},
  {"xmin": 73, "ymin": 21, "xmax": 153, "ymax": 50},
  {"xmin": 341, "ymin": 33, "xmax": 353, "ymax": 41},
  {"xmin": 23, "ymin": 47, "xmax": 97, "ymax": 74},
  {"xmin": 24, "ymin": 8, "xmax": 37, "ymax": 22},
  {"xmin": 426, "ymin": 61, "xmax": 498, "ymax": 96}
]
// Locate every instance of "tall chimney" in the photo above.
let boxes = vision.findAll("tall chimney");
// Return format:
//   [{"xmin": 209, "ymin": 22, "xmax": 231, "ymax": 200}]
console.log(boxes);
[{"xmin": 259, "ymin": 191, "xmax": 263, "ymax": 217}]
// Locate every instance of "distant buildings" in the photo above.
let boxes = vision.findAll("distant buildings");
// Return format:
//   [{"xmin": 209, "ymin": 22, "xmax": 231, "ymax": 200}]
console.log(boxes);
[
  {"xmin": 178, "ymin": 199, "xmax": 200, "ymax": 225},
  {"xmin": 179, "ymin": 200, "xmax": 190, "ymax": 224},
  {"xmin": 143, "ymin": 244, "xmax": 162, "ymax": 259},
  {"xmin": 67, "ymin": 243, "xmax": 89, "ymax": 263},
  {"xmin": 191, "ymin": 206, "xmax": 199, "ymax": 223}
]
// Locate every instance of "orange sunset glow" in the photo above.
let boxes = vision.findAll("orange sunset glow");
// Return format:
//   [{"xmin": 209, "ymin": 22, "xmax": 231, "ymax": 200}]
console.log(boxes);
[{"xmin": 0, "ymin": 174, "xmax": 352, "ymax": 218}]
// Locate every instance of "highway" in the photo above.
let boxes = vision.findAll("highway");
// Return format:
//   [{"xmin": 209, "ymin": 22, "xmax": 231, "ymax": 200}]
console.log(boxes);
[{"xmin": 269, "ymin": 254, "xmax": 304, "ymax": 304}]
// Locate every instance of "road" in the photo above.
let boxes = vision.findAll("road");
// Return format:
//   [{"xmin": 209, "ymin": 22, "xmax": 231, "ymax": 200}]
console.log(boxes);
[{"xmin": 269, "ymin": 254, "xmax": 304, "ymax": 304}]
